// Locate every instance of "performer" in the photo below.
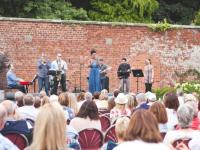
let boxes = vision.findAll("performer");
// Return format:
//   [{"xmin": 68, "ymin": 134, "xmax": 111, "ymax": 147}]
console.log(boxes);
[
  {"xmin": 37, "ymin": 53, "xmax": 51, "ymax": 96},
  {"xmin": 99, "ymin": 58, "xmax": 111, "ymax": 91},
  {"xmin": 51, "ymin": 53, "xmax": 67, "ymax": 95},
  {"xmin": 144, "ymin": 59, "xmax": 154, "ymax": 92},
  {"xmin": 6, "ymin": 64, "xmax": 26, "ymax": 93},
  {"xmin": 117, "ymin": 58, "xmax": 131, "ymax": 93},
  {"xmin": 88, "ymin": 49, "xmax": 100, "ymax": 94}
]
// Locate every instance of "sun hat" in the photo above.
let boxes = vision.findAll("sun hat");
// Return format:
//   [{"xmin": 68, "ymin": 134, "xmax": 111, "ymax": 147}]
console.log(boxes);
[
  {"xmin": 145, "ymin": 91, "xmax": 157, "ymax": 102},
  {"xmin": 115, "ymin": 93, "xmax": 128, "ymax": 104}
]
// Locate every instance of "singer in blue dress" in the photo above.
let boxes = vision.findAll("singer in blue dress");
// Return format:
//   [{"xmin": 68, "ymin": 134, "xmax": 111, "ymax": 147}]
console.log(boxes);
[{"xmin": 89, "ymin": 50, "xmax": 100, "ymax": 94}]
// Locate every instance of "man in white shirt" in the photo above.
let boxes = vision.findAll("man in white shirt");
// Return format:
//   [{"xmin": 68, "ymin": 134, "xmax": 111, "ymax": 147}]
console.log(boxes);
[
  {"xmin": 51, "ymin": 53, "xmax": 68, "ymax": 95},
  {"xmin": 18, "ymin": 94, "xmax": 38, "ymax": 121}
]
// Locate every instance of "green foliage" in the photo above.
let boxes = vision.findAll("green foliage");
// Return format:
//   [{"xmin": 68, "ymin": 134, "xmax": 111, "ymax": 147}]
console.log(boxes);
[
  {"xmin": 149, "ymin": 19, "xmax": 172, "ymax": 32},
  {"xmin": 153, "ymin": 87, "xmax": 176, "ymax": 100},
  {"xmin": 175, "ymin": 82, "xmax": 200, "ymax": 98},
  {"xmin": 194, "ymin": 11, "xmax": 200, "ymax": 25},
  {"xmin": 0, "ymin": 0, "xmax": 89, "ymax": 20},
  {"xmin": 88, "ymin": 0, "xmax": 159, "ymax": 23}
]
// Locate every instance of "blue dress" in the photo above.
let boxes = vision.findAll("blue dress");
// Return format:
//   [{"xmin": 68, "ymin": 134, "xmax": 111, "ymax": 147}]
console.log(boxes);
[{"xmin": 89, "ymin": 61, "xmax": 100, "ymax": 94}]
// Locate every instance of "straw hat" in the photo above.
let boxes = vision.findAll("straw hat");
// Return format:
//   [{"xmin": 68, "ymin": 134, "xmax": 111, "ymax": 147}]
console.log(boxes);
[{"xmin": 115, "ymin": 93, "xmax": 128, "ymax": 104}]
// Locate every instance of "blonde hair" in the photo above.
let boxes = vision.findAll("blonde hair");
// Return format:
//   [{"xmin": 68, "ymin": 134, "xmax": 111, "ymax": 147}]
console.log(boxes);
[
  {"xmin": 41, "ymin": 96, "xmax": 50, "ymax": 106},
  {"xmin": 68, "ymin": 92, "xmax": 78, "ymax": 115},
  {"xmin": 99, "ymin": 89, "xmax": 108, "ymax": 100},
  {"xmin": 29, "ymin": 103, "xmax": 66, "ymax": 150},
  {"xmin": 115, "ymin": 117, "xmax": 130, "ymax": 140}
]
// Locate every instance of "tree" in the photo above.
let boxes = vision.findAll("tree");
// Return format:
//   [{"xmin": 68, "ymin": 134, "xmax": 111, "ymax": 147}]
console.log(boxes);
[
  {"xmin": 0, "ymin": 0, "xmax": 89, "ymax": 20},
  {"xmin": 88, "ymin": 0, "xmax": 159, "ymax": 23},
  {"xmin": 194, "ymin": 11, "xmax": 200, "ymax": 25}
]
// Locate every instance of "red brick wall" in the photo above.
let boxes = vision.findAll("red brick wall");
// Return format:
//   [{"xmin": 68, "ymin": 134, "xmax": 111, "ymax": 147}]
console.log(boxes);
[{"xmin": 1, "ymin": 18, "xmax": 200, "ymax": 93}]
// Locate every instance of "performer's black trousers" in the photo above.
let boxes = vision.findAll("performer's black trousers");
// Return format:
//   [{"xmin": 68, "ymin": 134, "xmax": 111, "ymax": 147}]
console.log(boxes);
[
  {"xmin": 51, "ymin": 74, "xmax": 67, "ymax": 95},
  {"xmin": 145, "ymin": 83, "xmax": 152, "ymax": 92},
  {"xmin": 100, "ymin": 76, "xmax": 109, "ymax": 92}
]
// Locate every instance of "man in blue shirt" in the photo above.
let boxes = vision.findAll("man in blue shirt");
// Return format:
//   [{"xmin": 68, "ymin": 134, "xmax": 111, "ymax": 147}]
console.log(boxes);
[
  {"xmin": 6, "ymin": 64, "xmax": 26, "ymax": 93},
  {"xmin": 37, "ymin": 53, "xmax": 51, "ymax": 96}
]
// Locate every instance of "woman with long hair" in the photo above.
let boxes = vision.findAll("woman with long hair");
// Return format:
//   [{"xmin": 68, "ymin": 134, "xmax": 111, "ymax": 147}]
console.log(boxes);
[{"xmin": 27, "ymin": 103, "xmax": 66, "ymax": 150}]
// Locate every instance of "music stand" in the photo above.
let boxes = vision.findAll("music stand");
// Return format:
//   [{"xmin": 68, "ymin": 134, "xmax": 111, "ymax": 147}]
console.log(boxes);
[{"xmin": 132, "ymin": 69, "xmax": 144, "ymax": 93}]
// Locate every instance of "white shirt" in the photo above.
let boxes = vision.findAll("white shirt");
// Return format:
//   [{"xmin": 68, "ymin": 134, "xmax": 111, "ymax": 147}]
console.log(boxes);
[
  {"xmin": 51, "ymin": 59, "xmax": 67, "ymax": 74},
  {"xmin": 18, "ymin": 105, "xmax": 38, "ymax": 121},
  {"xmin": 166, "ymin": 108, "xmax": 178, "ymax": 130},
  {"xmin": 114, "ymin": 140, "xmax": 170, "ymax": 150}
]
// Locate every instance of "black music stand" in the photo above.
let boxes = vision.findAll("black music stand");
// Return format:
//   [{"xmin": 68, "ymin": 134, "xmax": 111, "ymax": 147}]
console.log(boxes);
[{"xmin": 132, "ymin": 69, "xmax": 144, "ymax": 93}]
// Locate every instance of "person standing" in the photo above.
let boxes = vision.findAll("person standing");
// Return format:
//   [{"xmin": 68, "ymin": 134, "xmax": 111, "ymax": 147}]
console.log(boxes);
[
  {"xmin": 6, "ymin": 64, "xmax": 26, "ymax": 93},
  {"xmin": 99, "ymin": 58, "xmax": 111, "ymax": 91},
  {"xmin": 51, "ymin": 53, "xmax": 68, "ymax": 95},
  {"xmin": 37, "ymin": 53, "xmax": 51, "ymax": 96},
  {"xmin": 117, "ymin": 58, "xmax": 131, "ymax": 93},
  {"xmin": 88, "ymin": 49, "xmax": 100, "ymax": 94},
  {"xmin": 144, "ymin": 59, "xmax": 154, "ymax": 92}
]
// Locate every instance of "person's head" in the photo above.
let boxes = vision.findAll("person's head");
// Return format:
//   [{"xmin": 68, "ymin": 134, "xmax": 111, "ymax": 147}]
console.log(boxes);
[
  {"xmin": 149, "ymin": 102, "xmax": 168, "ymax": 124},
  {"xmin": 68, "ymin": 93, "xmax": 78, "ymax": 115},
  {"xmin": 136, "ymin": 93, "xmax": 146, "ymax": 105},
  {"xmin": 23, "ymin": 94, "xmax": 34, "ymax": 106},
  {"xmin": 163, "ymin": 92, "xmax": 179, "ymax": 111},
  {"xmin": 126, "ymin": 94, "xmax": 137, "ymax": 110},
  {"xmin": 122, "ymin": 58, "xmax": 127, "ymax": 63},
  {"xmin": 56, "ymin": 53, "xmax": 62, "ymax": 61},
  {"xmin": 41, "ymin": 96, "xmax": 50, "ymax": 106},
  {"xmin": 77, "ymin": 100, "xmax": 99, "ymax": 120},
  {"xmin": 8, "ymin": 63, "xmax": 14, "ymax": 70},
  {"xmin": 58, "ymin": 92, "xmax": 69, "ymax": 107},
  {"xmin": 99, "ymin": 89, "xmax": 108, "ymax": 100},
  {"xmin": 39, "ymin": 90, "xmax": 46, "ymax": 98},
  {"xmin": 1, "ymin": 100, "xmax": 16, "ymax": 118},
  {"xmin": 125, "ymin": 109, "xmax": 162, "ymax": 143},
  {"xmin": 99, "ymin": 58, "xmax": 103, "ymax": 65},
  {"xmin": 29, "ymin": 102, "xmax": 66, "ymax": 150},
  {"xmin": 84, "ymin": 92, "xmax": 93, "ymax": 101},
  {"xmin": 115, "ymin": 117, "xmax": 130, "ymax": 142},
  {"xmin": 49, "ymin": 95, "xmax": 58, "ymax": 103},
  {"xmin": 90, "ymin": 49, "xmax": 97, "ymax": 59},
  {"xmin": 77, "ymin": 92, "xmax": 85, "ymax": 102},
  {"xmin": 15, "ymin": 91, "xmax": 24, "ymax": 107},
  {"xmin": 145, "ymin": 92, "xmax": 157, "ymax": 103},
  {"xmin": 93, "ymin": 92, "xmax": 100, "ymax": 100},
  {"xmin": 113, "ymin": 89, "xmax": 120, "ymax": 98},
  {"xmin": 185, "ymin": 101, "xmax": 198, "ymax": 117},
  {"xmin": 115, "ymin": 93, "xmax": 128, "ymax": 110},
  {"xmin": 177, "ymin": 104, "xmax": 194, "ymax": 129},
  {"xmin": 0, "ymin": 104, "xmax": 7, "ymax": 130},
  {"xmin": 108, "ymin": 97, "xmax": 116, "ymax": 111},
  {"xmin": 34, "ymin": 96, "xmax": 41, "ymax": 108},
  {"xmin": 145, "ymin": 59, "xmax": 150, "ymax": 65}
]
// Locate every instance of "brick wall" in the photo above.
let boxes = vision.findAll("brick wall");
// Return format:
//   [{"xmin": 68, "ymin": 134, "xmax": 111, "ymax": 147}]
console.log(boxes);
[{"xmin": 0, "ymin": 17, "xmax": 200, "ymax": 93}]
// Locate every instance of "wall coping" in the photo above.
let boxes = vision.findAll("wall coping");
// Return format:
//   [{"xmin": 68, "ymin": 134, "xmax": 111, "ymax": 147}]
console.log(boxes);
[{"xmin": 0, "ymin": 17, "xmax": 200, "ymax": 29}]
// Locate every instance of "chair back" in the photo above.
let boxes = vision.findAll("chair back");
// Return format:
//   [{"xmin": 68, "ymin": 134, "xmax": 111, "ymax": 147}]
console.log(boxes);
[
  {"xmin": 104, "ymin": 125, "xmax": 117, "ymax": 143},
  {"xmin": 78, "ymin": 128, "xmax": 103, "ymax": 149},
  {"xmin": 172, "ymin": 138, "xmax": 191, "ymax": 148},
  {"xmin": 4, "ymin": 133, "xmax": 29, "ymax": 150},
  {"xmin": 100, "ymin": 115, "xmax": 111, "ymax": 132}
]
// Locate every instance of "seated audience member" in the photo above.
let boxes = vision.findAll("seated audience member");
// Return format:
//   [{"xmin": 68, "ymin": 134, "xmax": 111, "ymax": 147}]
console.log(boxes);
[
  {"xmin": 92, "ymin": 92, "xmax": 100, "ymax": 101},
  {"xmin": 0, "ymin": 104, "xmax": 19, "ymax": 150},
  {"xmin": 113, "ymin": 89, "xmax": 120, "ymax": 98},
  {"xmin": 95, "ymin": 89, "xmax": 109, "ymax": 110},
  {"xmin": 150, "ymin": 102, "xmax": 168, "ymax": 133},
  {"xmin": 34, "ymin": 96, "xmax": 41, "ymax": 108},
  {"xmin": 6, "ymin": 64, "xmax": 25, "ymax": 93},
  {"xmin": 176, "ymin": 89, "xmax": 184, "ymax": 106},
  {"xmin": 27, "ymin": 103, "xmax": 67, "ymax": 150},
  {"xmin": 145, "ymin": 92, "xmax": 157, "ymax": 106},
  {"xmin": 164, "ymin": 104, "xmax": 200, "ymax": 147},
  {"xmin": 18, "ymin": 94, "xmax": 38, "ymax": 120},
  {"xmin": 14, "ymin": 91, "xmax": 24, "ymax": 107},
  {"xmin": 134, "ymin": 93, "xmax": 149, "ymax": 111},
  {"xmin": 103, "ymin": 117, "xmax": 130, "ymax": 150},
  {"xmin": 58, "ymin": 92, "xmax": 75, "ymax": 121},
  {"xmin": 41, "ymin": 96, "xmax": 50, "ymax": 106},
  {"xmin": 114, "ymin": 110, "xmax": 170, "ymax": 150},
  {"xmin": 77, "ymin": 91, "xmax": 85, "ymax": 102},
  {"xmin": 126, "ymin": 93, "xmax": 137, "ymax": 111},
  {"xmin": 110, "ymin": 93, "xmax": 131, "ymax": 121},
  {"xmin": 78, "ymin": 92, "xmax": 92, "ymax": 110},
  {"xmin": 70, "ymin": 100, "xmax": 101, "ymax": 132},
  {"xmin": 66, "ymin": 125, "xmax": 80, "ymax": 150},
  {"xmin": 108, "ymin": 97, "xmax": 116, "ymax": 112},
  {"xmin": 39, "ymin": 90, "xmax": 46, "ymax": 99},
  {"xmin": 0, "ymin": 100, "xmax": 33, "ymax": 141},
  {"xmin": 68, "ymin": 92, "xmax": 78, "ymax": 115},
  {"xmin": 163, "ymin": 92, "xmax": 179, "ymax": 130},
  {"xmin": 49, "ymin": 94, "xmax": 58, "ymax": 102}
]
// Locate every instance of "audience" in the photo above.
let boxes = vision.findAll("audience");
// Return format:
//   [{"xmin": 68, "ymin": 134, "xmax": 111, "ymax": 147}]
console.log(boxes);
[
  {"xmin": 110, "ymin": 93, "xmax": 131, "ymax": 121},
  {"xmin": 14, "ymin": 91, "xmax": 24, "ymax": 107},
  {"xmin": 126, "ymin": 93, "xmax": 137, "ymax": 111},
  {"xmin": 163, "ymin": 92, "xmax": 179, "ymax": 130},
  {"xmin": 134, "ymin": 93, "xmax": 149, "ymax": 110},
  {"xmin": 34, "ymin": 96, "xmax": 41, "ymax": 108},
  {"xmin": 95, "ymin": 89, "xmax": 109, "ymax": 110},
  {"xmin": 145, "ymin": 91, "xmax": 157, "ymax": 106},
  {"xmin": 150, "ymin": 101, "xmax": 168, "ymax": 133},
  {"xmin": 77, "ymin": 91, "xmax": 85, "ymax": 102},
  {"xmin": 0, "ymin": 104, "xmax": 19, "ymax": 150},
  {"xmin": 27, "ymin": 102, "xmax": 66, "ymax": 150},
  {"xmin": 68, "ymin": 92, "xmax": 78, "ymax": 115},
  {"xmin": 70, "ymin": 100, "xmax": 101, "ymax": 132},
  {"xmin": 114, "ymin": 110, "xmax": 170, "ymax": 150},
  {"xmin": 108, "ymin": 97, "xmax": 116, "ymax": 112},
  {"xmin": 18, "ymin": 94, "xmax": 38, "ymax": 120},
  {"xmin": 41, "ymin": 96, "xmax": 50, "ymax": 106}
]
